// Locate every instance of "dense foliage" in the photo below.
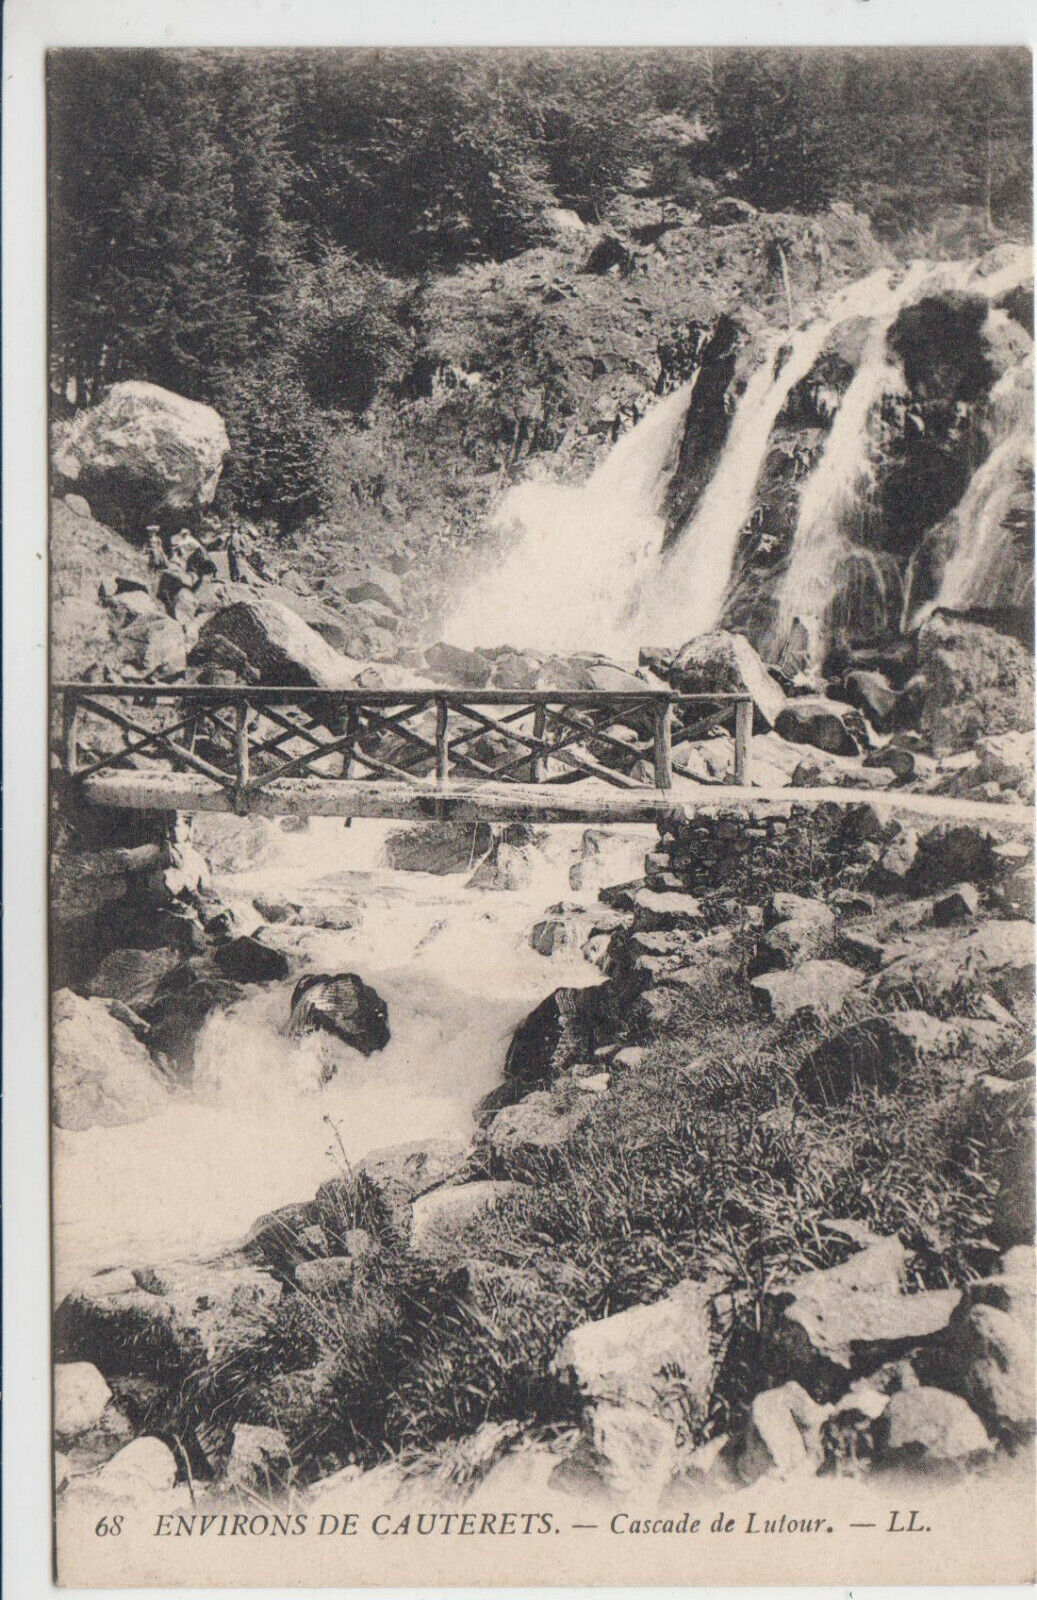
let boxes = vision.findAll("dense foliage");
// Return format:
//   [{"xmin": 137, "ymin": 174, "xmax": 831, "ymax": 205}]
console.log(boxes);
[{"xmin": 49, "ymin": 46, "xmax": 1031, "ymax": 524}]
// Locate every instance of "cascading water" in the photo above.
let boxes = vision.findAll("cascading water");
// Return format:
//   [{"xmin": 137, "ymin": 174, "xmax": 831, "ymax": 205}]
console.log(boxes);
[
  {"xmin": 444, "ymin": 380, "xmax": 695, "ymax": 655},
  {"xmin": 54, "ymin": 816, "xmax": 653, "ymax": 1296},
  {"xmin": 445, "ymin": 244, "xmax": 1032, "ymax": 666},
  {"xmin": 907, "ymin": 333, "xmax": 1034, "ymax": 626},
  {"xmin": 632, "ymin": 268, "xmax": 913, "ymax": 645}
]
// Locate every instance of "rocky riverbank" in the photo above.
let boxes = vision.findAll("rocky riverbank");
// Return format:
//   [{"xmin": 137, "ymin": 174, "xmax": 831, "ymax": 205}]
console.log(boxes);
[{"xmin": 53, "ymin": 792, "xmax": 1034, "ymax": 1515}]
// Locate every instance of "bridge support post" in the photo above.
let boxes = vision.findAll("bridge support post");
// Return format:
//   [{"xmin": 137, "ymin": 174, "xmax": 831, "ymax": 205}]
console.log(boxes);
[
  {"xmin": 62, "ymin": 692, "xmax": 81, "ymax": 779},
  {"xmin": 435, "ymin": 697, "xmax": 450, "ymax": 785},
  {"xmin": 233, "ymin": 702, "xmax": 251, "ymax": 814},
  {"xmin": 653, "ymin": 699, "xmax": 673, "ymax": 790},
  {"xmin": 734, "ymin": 697, "xmax": 752, "ymax": 786},
  {"xmin": 532, "ymin": 704, "xmax": 547, "ymax": 783}
]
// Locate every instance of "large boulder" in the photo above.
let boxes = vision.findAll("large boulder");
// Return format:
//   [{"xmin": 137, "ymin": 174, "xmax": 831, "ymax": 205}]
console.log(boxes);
[
  {"xmin": 873, "ymin": 1386, "xmax": 992, "ymax": 1472},
  {"xmin": 505, "ymin": 984, "xmax": 620, "ymax": 1087},
  {"xmin": 749, "ymin": 960, "xmax": 864, "ymax": 1026},
  {"xmin": 917, "ymin": 611, "xmax": 1035, "ymax": 751},
  {"xmin": 874, "ymin": 920, "xmax": 1034, "ymax": 1022},
  {"xmin": 551, "ymin": 1278, "xmax": 716, "ymax": 1433},
  {"xmin": 668, "ymin": 630, "xmax": 786, "ymax": 728},
  {"xmin": 53, "ymin": 382, "xmax": 229, "ymax": 527},
  {"xmin": 84, "ymin": 947, "xmax": 182, "ymax": 1013},
  {"xmin": 763, "ymin": 1235, "xmax": 959, "ymax": 1399},
  {"xmin": 197, "ymin": 596, "xmax": 360, "ymax": 692},
  {"xmin": 54, "ymin": 1263, "xmax": 282, "ymax": 1380},
  {"xmin": 409, "ymin": 1181, "xmax": 524, "ymax": 1258},
  {"xmin": 143, "ymin": 972, "xmax": 246, "ymax": 1079},
  {"xmin": 775, "ymin": 697, "xmax": 861, "ymax": 756},
  {"xmin": 213, "ymin": 935, "xmax": 291, "ymax": 984},
  {"xmin": 52, "ymin": 989, "xmax": 170, "ymax": 1130},
  {"xmin": 288, "ymin": 972, "xmax": 390, "ymax": 1056}
]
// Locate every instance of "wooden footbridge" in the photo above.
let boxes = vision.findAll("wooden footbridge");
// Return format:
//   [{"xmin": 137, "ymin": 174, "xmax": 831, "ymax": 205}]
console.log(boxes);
[{"xmin": 55, "ymin": 682, "xmax": 754, "ymax": 824}]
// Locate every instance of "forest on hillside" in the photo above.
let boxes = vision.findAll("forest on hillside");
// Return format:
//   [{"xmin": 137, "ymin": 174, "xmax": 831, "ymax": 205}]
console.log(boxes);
[{"xmin": 49, "ymin": 48, "xmax": 1032, "ymax": 527}]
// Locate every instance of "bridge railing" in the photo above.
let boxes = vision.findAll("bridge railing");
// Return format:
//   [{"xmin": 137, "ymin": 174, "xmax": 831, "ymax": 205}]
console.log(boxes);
[{"xmin": 54, "ymin": 683, "xmax": 753, "ymax": 809}]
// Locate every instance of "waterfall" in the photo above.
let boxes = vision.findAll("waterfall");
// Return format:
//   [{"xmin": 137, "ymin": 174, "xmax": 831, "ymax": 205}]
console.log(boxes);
[
  {"xmin": 633, "ymin": 267, "xmax": 920, "ymax": 645},
  {"xmin": 445, "ymin": 245, "xmax": 1032, "ymax": 663},
  {"xmin": 444, "ymin": 381, "xmax": 695, "ymax": 655},
  {"xmin": 908, "ymin": 349, "xmax": 1034, "ymax": 626},
  {"xmin": 769, "ymin": 261, "xmax": 931, "ymax": 662}
]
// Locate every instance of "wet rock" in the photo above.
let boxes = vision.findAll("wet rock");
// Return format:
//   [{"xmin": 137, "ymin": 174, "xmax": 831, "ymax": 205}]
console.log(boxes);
[
  {"xmin": 764, "ymin": 1236, "xmax": 959, "ymax": 1399},
  {"xmin": 84, "ymin": 947, "xmax": 183, "ymax": 1013},
  {"xmin": 796, "ymin": 1012, "xmax": 949, "ymax": 1105},
  {"xmin": 932, "ymin": 882, "xmax": 981, "ymax": 925},
  {"xmin": 991, "ymin": 1126, "xmax": 1036, "ymax": 1249},
  {"xmin": 734, "ymin": 1381, "xmax": 830, "ymax": 1484},
  {"xmin": 749, "ymin": 960, "xmax": 863, "ymax": 1026},
  {"xmin": 551, "ymin": 1279, "xmax": 716, "ymax": 1432},
  {"xmin": 53, "ymin": 381, "xmax": 229, "ymax": 525},
  {"xmin": 669, "ymin": 630, "xmax": 786, "ymax": 727},
  {"xmin": 874, "ymin": 920, "xmax": 1034, "ymax": 1021},
  {"xmin": 873, "ymin": 1386, "xmax": 992, "ymax": 1472},
  {"xmin": 344, "ymin": 567, "xmax": 404, "ymax": 615},
  {"xmin": 95, "ymin": 1436, "xmax": 178, "ymax": 1494},
  {"xmin": 288, "ymin": 972, "xmax": 390, "ymax": 1055},
  {"xmin": 52, "ymin": 989, "xmax": 170, "ymax": 1130},
  {"xmin": 144, "ymin": 975, "xmax": 246, "ymax": 1078},
  {"xmin": 409, "ymin": 1181, "xmax": 524, "ymax": 1258},
  {"xmin": 530, "ymin": 911, "xmax": 587, "ymax": 956},
  {"xmin": 486, "ymin": 1091, "xmax": 591, "ymax": 1162},
  {"xmin": 383, "ymin": 821, "xmax": 493, "ymax": 875},
  {"xmin": 505, "ymin": 984, "xmax": 620, "ymax": 1087},
  {"xmin": 841, "ymin": 669, "xmax": 901, "ymax": 729},
  {"xmin": 213, "ymin": 935, "xmax": 291, "ymax": 984},
  {"xmin": 54, "ymin": 1363, "xmax": 113, "ymax": 1441},
  {"xmin": 467, "ymin": 840, "xmax": 536, "ymax": 891},
  {"xmin": 244, "ymin": 1202, "xmax": 326, "ymax": 1274}
]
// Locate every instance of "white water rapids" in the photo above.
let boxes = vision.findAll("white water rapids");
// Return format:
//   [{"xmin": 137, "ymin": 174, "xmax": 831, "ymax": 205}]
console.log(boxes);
[{"xmin": 55, "ymin": 819, "xmax": 651, "ymax": 1297}]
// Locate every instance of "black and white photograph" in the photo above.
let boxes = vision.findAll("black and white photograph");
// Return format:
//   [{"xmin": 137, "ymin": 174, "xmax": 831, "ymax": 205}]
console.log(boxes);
[{"xmin": 8, "ymin": 9, "xmax": 1037, "ymax": 1589}]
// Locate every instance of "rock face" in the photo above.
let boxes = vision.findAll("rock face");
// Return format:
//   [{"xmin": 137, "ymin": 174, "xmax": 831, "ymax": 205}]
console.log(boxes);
[
  {"xmin": 668, "ymin": 630, "xmax": 786, "ymax": 727},
  {"xmin": 917, "ymin": 611, "xmax": 1035, "ymax": 750},
  {"xmin": 198, "ymin": 596, "xmax": 359, "ymax": 691},
  {"xmin": 288, "ymin": 972, "xmax": 390, "ymax": 1056},
  {"xmin": 53, "ymin": 381, "xmax": 229, "ymax": 527},
  {"xmin": 52, "ymin": 989, "xmax": 170, "ymax": 1130}
]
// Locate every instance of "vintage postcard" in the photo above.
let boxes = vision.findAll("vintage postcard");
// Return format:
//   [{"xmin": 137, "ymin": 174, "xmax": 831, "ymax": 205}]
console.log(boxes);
[{"xmin": 5, "ymin": 1, "xmax": 1037, "ymax": 1591}]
